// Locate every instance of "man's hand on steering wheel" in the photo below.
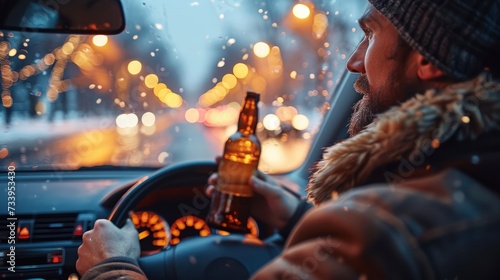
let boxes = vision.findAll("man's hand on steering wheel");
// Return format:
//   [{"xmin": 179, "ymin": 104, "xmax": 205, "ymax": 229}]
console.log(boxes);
[{"xmin": 76, "ymin": 219, "xmax": 140, "ymax": 276}]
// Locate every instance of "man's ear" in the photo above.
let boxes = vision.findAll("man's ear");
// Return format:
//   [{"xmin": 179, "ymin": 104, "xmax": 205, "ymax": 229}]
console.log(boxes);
[{"xmin": 417, "ymin": 54, "xmax": 446, "ymax": 80}]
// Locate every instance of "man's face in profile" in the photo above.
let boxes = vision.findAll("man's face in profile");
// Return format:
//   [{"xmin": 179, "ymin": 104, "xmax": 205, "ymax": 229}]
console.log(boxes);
[{"xmin": 346, "ymin": 5, "xmax": 420, "ymax": 136}]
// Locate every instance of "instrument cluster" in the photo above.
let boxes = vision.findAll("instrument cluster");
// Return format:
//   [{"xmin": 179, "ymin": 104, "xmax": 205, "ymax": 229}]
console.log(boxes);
[{"xmin": 130, "ymin": 210, "xmax": 259, "ymax": 255}]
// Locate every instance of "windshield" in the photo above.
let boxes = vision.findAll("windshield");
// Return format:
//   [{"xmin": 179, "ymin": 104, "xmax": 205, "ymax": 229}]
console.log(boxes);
[{"xmin": 0, "ymin": 0, "xmax": 365, "ymax": 173}]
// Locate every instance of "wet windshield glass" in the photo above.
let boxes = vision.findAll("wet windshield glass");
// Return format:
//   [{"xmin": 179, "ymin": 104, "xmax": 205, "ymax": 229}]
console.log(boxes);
[{"xmin": 0, "ymin": 0, "xmax": 365, "ymax": 173}]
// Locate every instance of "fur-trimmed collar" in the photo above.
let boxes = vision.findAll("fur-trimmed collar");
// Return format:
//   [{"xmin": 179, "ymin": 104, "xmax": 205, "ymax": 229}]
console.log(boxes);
[{"xmin": 307, "ymin": 73, "xmax": 500, "ymax": 205}]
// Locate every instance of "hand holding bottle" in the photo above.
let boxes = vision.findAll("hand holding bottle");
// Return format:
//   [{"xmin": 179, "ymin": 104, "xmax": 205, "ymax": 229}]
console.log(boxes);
[
  {"xmin": 205, "ymin": 91, "xmax": 300, "ymax": 233},
  {"xmin": 206, "ymin": 171, "xmax": 300, "ymax": 231},
  {"xmin": 206, "ymin": 92, "xmax": 261, "ymax": 232}
]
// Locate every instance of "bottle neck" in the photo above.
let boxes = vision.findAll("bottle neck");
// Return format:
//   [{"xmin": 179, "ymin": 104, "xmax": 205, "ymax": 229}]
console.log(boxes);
[{"xmin": 237, "ymin": 97, "xmax": 258, "ymax": 135}]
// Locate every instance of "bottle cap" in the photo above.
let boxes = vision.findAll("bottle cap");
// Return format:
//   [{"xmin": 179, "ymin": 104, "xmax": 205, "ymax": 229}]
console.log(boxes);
[{"xmin": 246, "ymin": 91, "xmax": 260, "ymax": 102}]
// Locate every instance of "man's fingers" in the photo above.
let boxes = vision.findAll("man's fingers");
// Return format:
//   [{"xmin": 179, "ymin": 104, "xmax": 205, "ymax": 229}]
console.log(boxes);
[
  {"xmin": 215, "ymin": 156, "xmax": 222, "ymax": 165},
  {"xmin": 208, "ymin": 173, "xmax": 217, "ymax": 185},
  {"xmin": 93, "ymin": 219, "xmax": 111, "ymax": 230},
  {"xmin": 205, "ymin": 185, "xmax": 215, "ymax": 196},
  {"xmin": 251, "ymin": 176, "xmax": 281, "ymax": 197},
  {"xmin": 122, "ymin": 218, "xmax": 137, "ymax": 232}
]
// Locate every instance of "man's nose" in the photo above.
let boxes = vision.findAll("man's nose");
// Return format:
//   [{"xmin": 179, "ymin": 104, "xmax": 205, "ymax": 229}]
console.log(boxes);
[{"xmin": 346, "ymin": 41, "xmax": 366, "ymax": 74}]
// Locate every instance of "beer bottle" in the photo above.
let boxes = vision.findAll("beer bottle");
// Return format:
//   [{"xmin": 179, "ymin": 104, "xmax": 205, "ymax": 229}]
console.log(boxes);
[{"xmin": 206, "ymin": 91, "xmax": 261, "ymax": 233}]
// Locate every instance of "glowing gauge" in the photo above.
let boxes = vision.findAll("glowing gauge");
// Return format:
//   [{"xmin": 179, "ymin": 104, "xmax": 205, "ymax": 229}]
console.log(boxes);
[
  {"xmin": 130, "ymin": 211, "xmax": 170, "ymax": 255},
  {"xmin": 170, "ymin": 215, "xmax": 211, "ymax": 245},
  {"xmin": 217, "ymin": 217, "xmax": 259, "ymax": 238}
]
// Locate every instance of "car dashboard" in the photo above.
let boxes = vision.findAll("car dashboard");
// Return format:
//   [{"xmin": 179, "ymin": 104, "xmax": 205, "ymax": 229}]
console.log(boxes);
[
  {"xmin": 131, "ymin": 186, "xmax": 266, "ymax": 256},
  {"xmin": 0, "ymin": 166, "xmax": 274, "ymax": 279}
]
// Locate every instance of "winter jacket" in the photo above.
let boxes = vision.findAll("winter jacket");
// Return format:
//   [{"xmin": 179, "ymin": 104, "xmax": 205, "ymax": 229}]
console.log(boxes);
[{"xmin": 253, "ymin": 73, "xmax": 500, "ymax": 279}]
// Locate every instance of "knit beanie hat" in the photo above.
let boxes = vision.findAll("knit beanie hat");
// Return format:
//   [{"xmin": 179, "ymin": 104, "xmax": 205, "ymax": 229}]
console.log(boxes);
[{"xmin": 368, "ymin": 0, "xmax": 500, "ymax": 81}]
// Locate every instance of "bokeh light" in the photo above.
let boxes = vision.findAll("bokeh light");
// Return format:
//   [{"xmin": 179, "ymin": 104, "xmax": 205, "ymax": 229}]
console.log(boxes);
[
  {"xmin": 128, "ymin": 60, "xmax": 142, "ymax": 75},
  {"xmin": 92, "ymin": 35, "xmax": 108, "ymax": 47},
  {"xmin": 276, "ymin": 106, "xmax": 298, "ymax": 122},
  {"xmin": 312, "ymin": 13, "xmax": 328, "ymax": 39},
  {"xmin": 292, "ymin": 114, "xmax": 309, "ymax": 131},
  {"xmin": 145, "ymin": 74, "xmax": 159, "ymax": 88},
  {"xmin": 222, "ymin": 74, "xmax": 237, "ymax": 89},
  {"xmin": 1, "ymin": 94, "xmax": 13, "ymax": 108},
  {"xmin": 161, "ymin": 92, "xmax": 183, "ymax": 108},
  {"xmin": 116, "ymin": 113, "xmax": 139, "ymax": 128},
  {"xmin": 154, "ymin": 83, "xmax": 168, "ymax": 95},
  {"xmin": 263, "ymin": 114, "xmax": 281, "ymax": 131},
  {"xmin": 292, "ymin": 4, "xmax": 311, "ymax": 19},
  {"xmin": 185, "ymin": 108, "xmax": 200, "ymax": 123},
  {"xmin": 0, "ymin": 148, "xmax": 8, "ymax": 159},
  {"xmin": 141, "ymin": 112, "xmax": 156, "ymax": 127},
  {"xmin": 233, "ymin": 63, "xmax": 249, "ymax": 79},
  {"xmin": 253, "ymin": 42, "xmax": 270, "ymax": 58}
]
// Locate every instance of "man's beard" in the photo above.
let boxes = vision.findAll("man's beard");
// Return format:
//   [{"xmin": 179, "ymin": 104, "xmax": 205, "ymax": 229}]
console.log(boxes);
[
  {"xmin": 348, "ymin": 73, "xmax": 414, "ymax": 136},
  {"xmin": 348, "ymin": 76, "xmax": 374, "ymax": 136}
]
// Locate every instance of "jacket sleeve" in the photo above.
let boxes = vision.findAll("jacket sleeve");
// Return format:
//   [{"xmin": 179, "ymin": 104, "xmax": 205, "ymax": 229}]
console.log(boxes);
[
  {"xmin": 252, "ymin": 187, "xmax": 435, "ymax": 280},
  {"xmin": 81, "ymin": 256, "xmax": 147, "ymax": 280}
]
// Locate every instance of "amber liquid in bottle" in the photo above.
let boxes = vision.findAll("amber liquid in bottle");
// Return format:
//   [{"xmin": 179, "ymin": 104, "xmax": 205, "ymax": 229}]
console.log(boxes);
[{"xmin": 206, "ymin": 91, "xmax": 261, "ymax": 233}]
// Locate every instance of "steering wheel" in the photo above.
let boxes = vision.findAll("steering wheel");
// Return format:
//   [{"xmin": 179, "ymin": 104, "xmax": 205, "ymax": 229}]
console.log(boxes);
[{"xmin": 109, "ymin": 160, "xmax": 282, "ymax": 280}]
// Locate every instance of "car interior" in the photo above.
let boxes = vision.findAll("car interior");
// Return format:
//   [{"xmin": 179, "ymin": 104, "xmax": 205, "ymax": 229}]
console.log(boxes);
[{"xmin": 0, "ymin": 0, "xmax": 366, "ymax": 279}]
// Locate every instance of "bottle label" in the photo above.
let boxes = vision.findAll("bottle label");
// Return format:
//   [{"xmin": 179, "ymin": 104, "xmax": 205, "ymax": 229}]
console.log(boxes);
[{"xmin": 216, "ymin": 159, "xmax": 257, "ymax": 197}]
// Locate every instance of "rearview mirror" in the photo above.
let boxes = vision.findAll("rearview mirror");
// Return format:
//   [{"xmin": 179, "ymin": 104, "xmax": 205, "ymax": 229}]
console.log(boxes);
[{"xmin": 0, "ymin": 0, "xmax": 125, "ymax": 34}]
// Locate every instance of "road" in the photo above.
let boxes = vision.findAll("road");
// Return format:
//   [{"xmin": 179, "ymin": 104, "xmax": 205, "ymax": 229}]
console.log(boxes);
[{"xmin": 1, "ymin": 114, "xmax": 310, "ymax": 174}]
